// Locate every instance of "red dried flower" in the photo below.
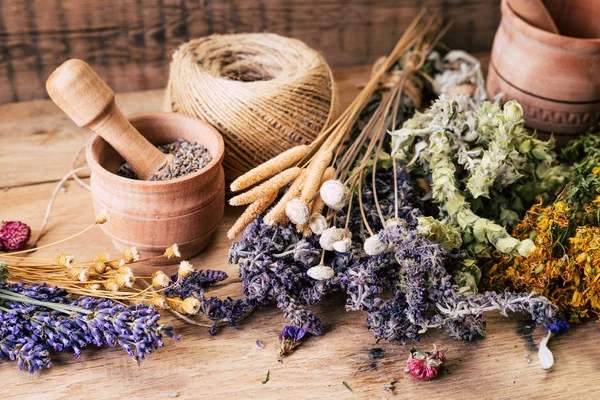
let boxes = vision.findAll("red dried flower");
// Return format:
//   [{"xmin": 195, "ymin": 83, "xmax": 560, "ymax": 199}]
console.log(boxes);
[
  {"xmin": 405, "ymin": 345, "xmax": 446, "ymax": 381},
  {"xmin": 0, "ymin": 221, "xmax": 31, "ymax": 251}
]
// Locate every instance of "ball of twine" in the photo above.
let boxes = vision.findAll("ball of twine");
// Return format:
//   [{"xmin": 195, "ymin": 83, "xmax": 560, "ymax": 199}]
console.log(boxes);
[{"xmin": 165, "ymin": 33, "xmax": 339, "ymax": 180}]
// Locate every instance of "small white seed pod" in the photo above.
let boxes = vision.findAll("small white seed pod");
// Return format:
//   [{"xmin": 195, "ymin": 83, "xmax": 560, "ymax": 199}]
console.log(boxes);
[
  {"xmin": 364, "ymin": 234, "xmax": 387, "ymax": 256},
  {"xmin": 309, "ymin": 213, "xmax": 328, "ymax": 235},
  {"xmin": 320, "ymin": 180, "xmax": 347, "ymax": 210},
  {"xmin": 307, "ymin": 264, "xmax": 335, "ymax": 280},
  {"xmin": 333, "ymin": 237, "xmax": 352, "ymax": 253},
  {"xmin": 385, "ymin": 218, "xmax": 407, "ymax": 228},
  {"xmin": 285, "ymin": 198, "xmax": 310, "ymax": 225},
  {"xmin": 319, "ymin": 227, "xmax": 346, "ymax": 251}
]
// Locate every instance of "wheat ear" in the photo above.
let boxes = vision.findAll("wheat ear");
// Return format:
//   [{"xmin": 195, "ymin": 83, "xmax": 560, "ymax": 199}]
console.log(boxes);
[
  {"xmin": 230, "ymin": 145, "xmax": 309, "ymax": 192},
  {"xmin": 264, "ymin": 169, "xmax": 307, "ymax": 225},
  {"xmin": 300, "ymin": 149, "xmax": 333, "ymax": 203},
  {"xmin": 227, "ymin": 191, "xmax": 278, "ymax": 239},
  {"xmin": 229, "ymin": 167, "xmax": 301, "ymax": 206}
]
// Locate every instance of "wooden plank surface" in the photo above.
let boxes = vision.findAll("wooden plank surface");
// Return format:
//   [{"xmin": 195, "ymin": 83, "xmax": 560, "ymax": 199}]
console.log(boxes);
[
  {"xmin": 0, "ymin": 0, "xmax": 501, "ymax": 103},
  {"xmin": 2, "ymin": 59, "xmax": 600, "ymax": 400}
]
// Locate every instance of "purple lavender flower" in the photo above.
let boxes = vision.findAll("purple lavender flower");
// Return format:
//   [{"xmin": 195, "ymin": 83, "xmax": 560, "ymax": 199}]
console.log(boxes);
[{"xmin": 278, "ymin": 325, "xmax": 309, "ymax": 357}]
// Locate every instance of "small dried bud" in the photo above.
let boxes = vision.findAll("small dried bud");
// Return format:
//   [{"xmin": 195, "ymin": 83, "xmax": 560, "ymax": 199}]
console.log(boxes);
[
  {"xmin": 95, "ymin": 210, "xmax": 110, "ymax": 225},
  {"xmin": 333, "ymin": 237, "xmax": 352, "ymax": 253},
  {"xmin": 538, "ymin": 331, "xmax": 554, "ymax": 370},
  {"xmin": 151, "ymin": 270, "xmax": 170, "ymax": 288},
  {"xmin": 94, "ymin": 253, "xmax": 110, "ymax": 263},
  {"xmin": 503, "ymin": 100, "xmax": 523, "ymax": 122},
  {"xmin": 307, "ymin": 264, "xmax": 335, "ymax": 280},
  {"xmin": 319, "ymin": 227, "xmax": 345, "ymax": 251},
  {"xmin": 181, "ymin": 297, "xmax": 201, "ymax": 314},
  {"xmin": 56, "ymin": 254, "xmax": 75, "ymax": 269},
  {"xmin": 151, "ymin": 295, "xmax": 169, "ymax": 309},
  {"xmin": 103, "ymin": 279, "xmax": 120, "ymax": 292},
  {"xmin": 285, "ymin": 198, "xmax": 310, "ymax": 225},
  {"xmin": 320, "ymin": 180, "xmax": 347, "ymax": 210},
  {"xmin": 116, "ymin": 266, "xmax": 133, "ymax": 276},
  {"xmin": 309, "ymin": 213, "xmax": 328, "ymax": 235},
  {"xmin": 93, "ymin": 261, "xmax": 108, "ymax": 274},
  {"xmin": 116, "ymin": 272, "xmax": 135, "ymax": 288},
  {"xmin": 108, "ymin": 259, "xmax": 124, "ymax": 269},
  {"xmin": 166, "ymin": 297, "xmax": 184, "ymax": 312},
  {"xmin": 165, "ymin": 244, "xmax": 181, "ymax": 259},
  {"xmin": 405, "ymin": 345, "xmax": 446, "ymax": 381},
  {"xmin": 364, "ymin": 234, "xmax": 387, "ymax": 256},
  {"xmin": 122, "ymin": 247, "xmax": 139, "ymax": 263},
  {"xmin": 84, "ymin": 283, "xmax": 101, "ymax": 291},
  {"xmin": 67, "ymin": 267, "xmax": 89, "ymax": 282},
  {"xmin": 178, "ymin": 260, "xmax": 194, "ymax": 278}
]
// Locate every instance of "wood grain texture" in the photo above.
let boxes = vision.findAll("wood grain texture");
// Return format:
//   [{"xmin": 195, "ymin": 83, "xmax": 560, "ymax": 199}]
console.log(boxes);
[
  {"xmin": 5, "ymin": 57, "xmax": 598, "ymax": 400},
  {"xmin": 0, "ymin": 0, "xmax": 501, "ymax": 103}
]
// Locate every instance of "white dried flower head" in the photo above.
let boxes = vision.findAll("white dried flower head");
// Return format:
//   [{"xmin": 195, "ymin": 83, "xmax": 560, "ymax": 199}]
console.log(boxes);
[
  {"xmin": 309, "ymin": 213, "xmax": 328, "ymax": 235},
  {"xmin": 151, "ymin": 271, "xmax": 170, "ymax": 288},
  {"xmin": 103, "ymin": 279, "xmax": 120, "ymax": 292},
  {"xmin": 503, "ymin": 100, "xmax": 523, "ymax": 123},
  {"xmin": 122, "ymin": 247, "xmax": 140, "ymax": 263},
  {"xmin": 116, "ymin": 272, "xmax": 135, "ymax": 288},
  {"xmin": 364, "ymin": 234, "xmax": 387, "ymax": 256},
  {"xmin": 182, "ymin": 298, "xmax": 201, "ymax": 314},
  {"xmin": 151, "ymin": 295, "xmax": 169, "ymax": 309},
  {"xmin": 333, "ymin": 237, "xmax": 352, "ymax": 253},
  {"xmin": 95, "ymin": 210, "xmax": 111, "ymax": 225},
  {"xmin": 178, "ymin": 260, "xmax": 194, "ymax": 278},
  {"xmin": 307, "ymin": 264, "xmax": 335, "ymax": 280},
  {"xmin": 320, "ymin": 180, "xmax": 347, "ymax": 210},
  {"xmin": 319, "ymin": 227, "xmax": 345, "ymax": 251},
  {"xmin": 285, "ymin": 198, "xmax": 310, "ymax": 225},
  {"xmin": 385, "ymin": 218, "xmax": 407, "ymax": 228},
  {"xmin": 85, "ymin": 283, "xmax": 101, "ymax": 291},
  {"xmin": 165, "ymin": 244, "xmax": 181, "ymax": 259},
  {"xmin": 67, "ymin": 267, "xmax": 89, "ymax": 282}
]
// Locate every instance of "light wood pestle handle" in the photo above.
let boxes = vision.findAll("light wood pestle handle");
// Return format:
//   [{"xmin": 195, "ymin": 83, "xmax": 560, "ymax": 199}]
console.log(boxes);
[{"xmin": 46, "ymin": 59, "xmax": 172, "ymax": 180}]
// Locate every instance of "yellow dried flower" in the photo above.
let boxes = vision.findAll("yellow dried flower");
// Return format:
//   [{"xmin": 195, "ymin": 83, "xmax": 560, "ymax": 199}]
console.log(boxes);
[
  {"xmin": 230, "ymin": 144, "xmax": 309, "ymax": 192},
  {"xmin": 594, "ymin": 167, "xmax": 600, "ymax": 176},
  {"xmin": 116, "ymin": 273, "xmax": 135, "ymax": 288},
  {"xmin": 181, "ymin": 298, "xmax": 201, "ymax": 314},
  {"xmin": 150, "ymin": 295, "xmax": 169, "ymax": 309},
  {"xmin": 164, "ymin": 244, "xmax": 181, "ymax": 259},
  {"xmin": 93, "ymin": 261, "xmax": 108, "ymax": 274},
  {"xmin": 84, "ymin": 283, "xmax": 101, "ymax": 291},
  {"xmin": 103, "ymin": 279, "xmax": 120, "ymax": 292},
  {"xmin": 94, "ymin": 253, "xmax": 110, "ymax": 263},
  {"xmin": 66, "ymin": 267, "xmax": 89, "ymax": 282},
  {"xmin": 56, "ymin": 254, "xmax": 75, "ymax": 269},
  {"xmin": 229, "ymin": 167, "xmax": 301, "ymax": 206},
  {"xmin": 108, "ymin": 259, "xmax": 125, "ymax": 269},
  {"xmin": 166, "ymin": 296, "xmax": 184, "ymax": 312},
  {"xmin": 178, "ymin": 261, "xmax": 194, "ymax": 279},
  {"xmin": 122, "ymin": 247, "xmax": 140, "ymax": 263},
  {"xmin": 151, "ymin": 271, "xmax": 170, "ymax": 288},
  {"xmin": 95, "ymin": 210, "xmax": 111, "ymax": 225}
]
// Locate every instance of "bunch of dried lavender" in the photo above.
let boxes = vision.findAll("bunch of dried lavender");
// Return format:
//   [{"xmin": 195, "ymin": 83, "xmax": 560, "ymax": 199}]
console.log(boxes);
[{"xmin": 0, "ymin": 282, "xmax": 177, "ymax": 374}]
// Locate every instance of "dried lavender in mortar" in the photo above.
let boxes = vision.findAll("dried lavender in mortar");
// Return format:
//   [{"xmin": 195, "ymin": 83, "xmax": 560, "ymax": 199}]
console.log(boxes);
[{"xmin": 117, "ymin": 139, "xmax": 212, "ymax": 181}]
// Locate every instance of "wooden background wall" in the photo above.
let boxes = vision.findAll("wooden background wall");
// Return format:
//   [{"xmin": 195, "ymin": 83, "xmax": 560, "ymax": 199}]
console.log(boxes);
[{"xmin": 0, "ymin": 0, "xmax": 501, "ymax": 104}]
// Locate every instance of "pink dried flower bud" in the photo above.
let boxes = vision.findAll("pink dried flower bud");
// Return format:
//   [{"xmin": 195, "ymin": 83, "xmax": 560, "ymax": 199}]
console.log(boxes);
[
  {"xmin": 0, "ymin": 221, "xmax": 31, "ymax": 251},
  {"xmin": 405, "ymin": 345, "xmax": 446, "ymax": 381}
]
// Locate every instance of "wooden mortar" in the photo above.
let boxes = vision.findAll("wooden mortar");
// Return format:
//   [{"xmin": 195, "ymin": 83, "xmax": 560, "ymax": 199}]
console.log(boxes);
[{"xmin": 86, "ymin": 113, "xmax": 224, "ymax": 265}]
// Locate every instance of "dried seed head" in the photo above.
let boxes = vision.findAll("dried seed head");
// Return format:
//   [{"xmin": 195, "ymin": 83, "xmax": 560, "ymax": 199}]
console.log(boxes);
[
  {"xmin": 107, "ymin": 259, "xmax": 123, "ymax": 269},
  {"xmin": 165, "ymin": 244, "xmax": 181, "ymax": 259},
  {"xmin": 307, "ymin": 264, "xmax": 335, "ymax": 280},
  {"xmin": 116, "ymin": 272, "xmax": 135, "ymax": 288},
  {"xmin": 178, "ymin": 260, "xmax": 194, "ymax": 278},
  {"xmin": 151, "ymin": 295, "xmax": 169, "ymax": 309},
  {"xmin": 182, "ymin": 297, "xmax": 201, "ymax": 314},
  {"xmin": 309, "ymin": 213, "xmax": 328, "ymax": 235},
  {"xmin": 94, "ymin": 253, "xmax": 110, "ymax": 263},
  {"xmin": 166, "ymin": 297, "xmax": 184, "ymax": 312},
  {"xmin": 320, "ymin": 180, "xmax": 347, "ymax": 210},
  {"xmin": 333, "ymin": 237, "xmax": 352, "ymax": 253},
  {"xmin": 117, "ymin": 266, "xmax": 133, "ymax": 276},
  {"xmin": 84, "ymin": 283, "xmax": 101, "ymax": 291},
  {"xmin": 385, "ymin": 218, "xmax": 407, "ymax": 228},
  {"xmin": 152, "ymin": 270, "xmax": 170, "ymax": 288},
  {"xmin": 122, "ymin": 247, "xmax": 140, "ymax": 263},
  {"xmin": 229, "ymin": 167, "xmax": 301, "ymax": 206},
  {"xmin": 364, "ymin": 234, "xmax": 387, "ymax": 256},
  {"xmin": 285, "ymin": 198, "xmax": 310, "ymax": 225},
  {"xmin": 103, "ymin": 279, "xmax": 120, "ymax": 292},
  {"xmin": 67, "ymin": 267, "xmax": 89, "ymax": 282},
  {"xmin": 94, "ymin": 261, "xmax": 108, "ymax": 274},
  {"xmin": 56, "ymin": 254, "xmax": 75, "ymax": 269},
  {"xmin": 319, "ymin": 227, "xmax": 346, "ymax": 251},
  {"xmin": 95, "ymin": 210, "xmax": 111, "ymax": 225}
]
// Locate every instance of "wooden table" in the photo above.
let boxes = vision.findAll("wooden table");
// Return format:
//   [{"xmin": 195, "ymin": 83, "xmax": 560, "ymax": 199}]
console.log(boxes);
[{"xmin": 1, "ymin": 61, "xmax": 599, "ymax": 400}]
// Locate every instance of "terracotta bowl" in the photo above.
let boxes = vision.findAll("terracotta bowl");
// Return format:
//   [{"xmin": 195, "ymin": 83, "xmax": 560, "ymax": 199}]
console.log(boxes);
[
  {"xmin": 87, "ymin": 113, "xmax": 225, "ymax": 265},
  {"xmin": 487, "ymin": 0, "xmax": 600, "ymax": 147}
]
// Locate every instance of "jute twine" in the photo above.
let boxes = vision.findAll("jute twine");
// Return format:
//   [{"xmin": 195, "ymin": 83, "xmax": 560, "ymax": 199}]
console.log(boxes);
[{"xmin": 165, "ymin": 33, "xmax": 338, "ymax": 180}]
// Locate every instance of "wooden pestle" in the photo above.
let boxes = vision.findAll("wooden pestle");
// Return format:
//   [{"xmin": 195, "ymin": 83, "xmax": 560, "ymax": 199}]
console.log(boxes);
[
  {"xmin": 508, "ymin": 0, "xmax": 560, "ymax": 34},
  {"xmin": 46, "ymin": 59, "xmax": 173, "ymax": 180}
]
